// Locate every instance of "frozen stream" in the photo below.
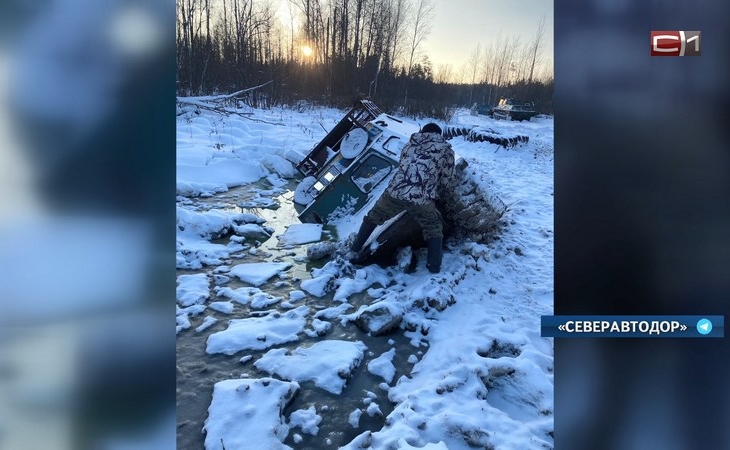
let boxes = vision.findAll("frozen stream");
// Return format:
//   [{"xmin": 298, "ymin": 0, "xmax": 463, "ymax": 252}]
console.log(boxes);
[{"xmin": 176, "ymin": 182, "xmax": 426, "ymax": 450}]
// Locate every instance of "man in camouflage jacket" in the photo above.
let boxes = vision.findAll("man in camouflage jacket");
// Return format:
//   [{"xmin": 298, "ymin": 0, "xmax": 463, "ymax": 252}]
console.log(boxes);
[{"xmin": 350, "ymin": 123, "xmax": 455, "ymax": 273}]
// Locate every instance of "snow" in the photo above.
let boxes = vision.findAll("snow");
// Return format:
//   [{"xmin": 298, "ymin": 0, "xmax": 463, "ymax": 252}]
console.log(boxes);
[
  {"xmin": 277, "ymin": 223, "xmax": 323, "ymax": 246},
  {"xmin": 396, "ymin": 439, "xmax": 449, "ymax": 450},
  {"xmin": 216, "ymin": 286, "xmax": 283, "ymax": 309},
  {"xmin": 176, "ymin": 304, "xmax": 206, "ymax": 334},
  {"xmin": 254, "ymin": 340, "xmax": 368, "ymax": 394},
  {"xmin": 203, "ymin": 378, "xmax": 298, "ymax": 450},
  {"xmin": 348, "ymin": 409, "xmax": 363, "ymax": 428},
  {"xmin": 229, "ymin": 262, "xmax": 293, "ymax": 287},
  {"xmin": 177, "ymin": 103, "xmax": 553, "ymax": 449},
  {"xmin": 304, "ymin": 318, "xmax": 332, "ymax": 337},
  {"xmin": 195, "ymin": 316, "xmax": 218, "ymax": 333},
  {"xmin": 366, "ymin": 402, "xmax": 382, "ymax": 417},
  {"xmin": 367, "ymin": 348, "xmax": 397, "ymax": 384},
  {"xmin": 176, "ymin": 273, "xmax": 210, "ymax": 307},
  {"xmin": 206, "ymin": 306, "xmax": 309, "ymax": 355},
  {"xmin": 208, "ymin": 301, "xmax": 234, "ymax": 314},
  {"xmin": 288, "ymin": 406, "xmax": 322, "ymax": 435},
  {"xmin": 300, "ymin": 274, "xmax": 334, "ymax": 297},
  {"xmin": 333, "ymin": 266, "xmax": 392, "ymax": 302}
]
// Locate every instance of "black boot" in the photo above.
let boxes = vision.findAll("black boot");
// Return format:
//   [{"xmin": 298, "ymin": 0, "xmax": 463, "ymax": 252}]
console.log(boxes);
[
  {"xmin": 350, "ymin": 218, "xmax": 377, "ymax": 253},
  {"xmin": 426, "ymin": 237, "xmax": 443, "ymax": 273}
]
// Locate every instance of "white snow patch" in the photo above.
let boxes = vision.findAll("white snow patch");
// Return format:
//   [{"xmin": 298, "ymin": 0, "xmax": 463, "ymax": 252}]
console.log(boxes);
[
  {"xmin": 304, "ymin": 319, "xmax": 332, "ymax": 338},
  {"xmin": 348, "ymin": 409, "xmax": 362, "ymax": 428},
  {"xmin": 288, "ymin": 406, "xmax": 322, "ymax": 435},
  {"xmin": 195, "ymin": 316, "xmax": 218, "ymax": 333},
  {"xmin": 367, "ymin": 348, "xmax": 397, "ymax": 384},
  {"xmin": 206, "ymin": 306, "xmax": 308, "ymax": 355},
  {"xmin": 396, "ymin": 439, "xmax": 449, "ymax": 450},
  {"xmin": 333, "ymin": 266, "xmax": 392, "ymax": 302},
  {"xmin": 176, "ymin": 273, "xmax": 210, "ymax": 307},
  {"xmin": 216, "ymin": 286, "xmax": 283, "ymax": 309},
  {"xmin": 209, "ymin": 301, "xmax": 234, "ymax": 314},
  {"xmin": 229, "ymin": 262, "xmax": 293, "ymax": 287},
  {"xmin": 277, "ymin": 223, "xmax": 322, "ymax": 246},
  {"xmin": 203, "ymin": 378, "xmax": 298, "ymax": 450},
  {"xmin": 366, "ymin": 402, "xmax": 382, "ymax": 417},
  {"xmin": 300, "ymin": 274, "xmax": 335, "ymax": 297},
  {"xmin": 254, "ymin": 340, "xmax": 367, "ymax": 394}
]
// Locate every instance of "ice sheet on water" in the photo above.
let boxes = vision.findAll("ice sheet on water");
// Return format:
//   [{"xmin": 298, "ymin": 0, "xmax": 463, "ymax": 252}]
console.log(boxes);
[
  {"xmin": 195, "ymin": 316, "xmax": 218, "ymax": 333},
  {"xmin": 176, "ymin": 206, "xmax": 263, "ymax": 240},
  {"xmin": 277, "ymin": 223, "xmax": 323, "ymax": 246},
  {"xmin": 203, "ymin": 378, "xmax": 298, "ymax": 450},
  {"xmin": 348, "ymin": 408, "xmax": 362, "ymax": 428},
  {"xmin": 333, "ymin": 266, "xmax": 392, "ymax": 302},
  {"xmin": 229, "ymin": 262, "xmax": 292, "ymax": 287},
  {"xmin": 396, "ymin": 439, "xmax": 449, "ymax": 450},
  {"xmin": 216, "ymin": 286, "xmax": 283, "ymax": 309},
  {"xmin": 367, "ymin": 348, "xmax": 397, "ymax": 384},
  {"xmin": 288, "ymin": 406, "xmax": 322, "ymax": 436},
  {"xmin": 300, "ymin": 274, "xmax": 334, "ymax": 297},
  {"xmin": 206, "ymin": 306, "xmax": 309, "ymax": 355},
  {"xmin": 177, "ymin": 156, "xmax": 268, "ymax": 194},
  {"xmin": 255, "ymin": 340, "xmax": 368, "ymax": 394},
  {"xmin": 176, "ymin": 273, "xmax": 210, "ymax": 307},
  {"xmin": 177, "ymin": 303, "xmax": 207, "ymax": 334},
  {"xmin": 209, "ymin": 301, "xmax": 234, "ymax": 314},
  {"xmin": 176, "ymin": 237, "xmax": 243, "ymax": 270}
]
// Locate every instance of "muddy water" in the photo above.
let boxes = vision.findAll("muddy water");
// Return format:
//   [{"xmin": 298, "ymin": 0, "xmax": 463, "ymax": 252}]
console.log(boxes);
[{"xmin": 176, "ymin": 182, "xmax": 423, "ymax": 450}]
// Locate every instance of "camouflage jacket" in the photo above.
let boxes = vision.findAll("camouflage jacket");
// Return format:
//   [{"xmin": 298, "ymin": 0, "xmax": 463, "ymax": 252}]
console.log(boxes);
[{"xmin": 386, "ymin": 132, "xmax": 455, "ymax": 205}]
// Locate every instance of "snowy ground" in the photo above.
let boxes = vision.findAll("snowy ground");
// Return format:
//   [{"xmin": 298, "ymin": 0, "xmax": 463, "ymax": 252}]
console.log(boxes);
[{"xmin": 176, "ymin": 99, "xmax": 554, "ymax": 450}]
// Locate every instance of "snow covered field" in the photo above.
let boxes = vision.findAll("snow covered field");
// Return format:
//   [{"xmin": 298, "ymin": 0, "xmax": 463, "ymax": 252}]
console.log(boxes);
[{"xmin": 176, "ymin": 99, "xmax": 554, "ymax": 450}]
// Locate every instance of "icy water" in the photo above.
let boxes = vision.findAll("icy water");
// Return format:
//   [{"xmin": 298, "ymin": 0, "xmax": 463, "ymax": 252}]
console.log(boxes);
[{"xmin": 176, "ymin": 182, "xmax": 424, "ymax": 450}]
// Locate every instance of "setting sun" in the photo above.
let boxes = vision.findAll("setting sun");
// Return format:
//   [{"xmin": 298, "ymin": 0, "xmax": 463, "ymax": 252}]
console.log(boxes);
[{"xmin": 301, "ymin": 45, "xmax": 313, "ymax": 57}]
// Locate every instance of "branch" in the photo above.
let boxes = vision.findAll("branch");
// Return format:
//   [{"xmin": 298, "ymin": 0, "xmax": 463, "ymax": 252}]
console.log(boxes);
[
  {"xmin": 180, "ymin": 80, "xmax": 274, "ymax": 103},
  {"xmin": 176, "ymin": 98, "xmax": 284, "ymax": 126}
]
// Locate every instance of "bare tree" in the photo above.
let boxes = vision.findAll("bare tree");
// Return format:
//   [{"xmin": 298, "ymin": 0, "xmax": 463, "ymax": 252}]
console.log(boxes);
[
  {"xmin": 434, "ymin": 63, "xmax": 453, "ymax": 84},
  {"xmin": 465, "ymin": 43, "xmax": 482, "ymax": 104},
  {"xmin": 527, "ymin": 15, "xmax": 547, "ymax": 84},
  {"xmin": 406, "ymin": 0, "xmax": 434, "ymax": 76}
]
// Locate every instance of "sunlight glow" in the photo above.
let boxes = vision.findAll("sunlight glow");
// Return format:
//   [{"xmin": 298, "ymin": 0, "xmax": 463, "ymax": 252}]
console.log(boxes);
[{"xmin": 301, "ymin": 45, "xmax": 313, "ymax": 57}]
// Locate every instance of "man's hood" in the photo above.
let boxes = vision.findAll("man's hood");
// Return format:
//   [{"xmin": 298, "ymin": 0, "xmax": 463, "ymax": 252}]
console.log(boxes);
[{"xmin": 409, "ymin": 132, "xmax": 447, "ymax": 146}]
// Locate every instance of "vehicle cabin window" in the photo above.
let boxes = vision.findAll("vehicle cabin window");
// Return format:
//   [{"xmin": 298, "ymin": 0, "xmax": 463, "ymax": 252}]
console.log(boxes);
[
  {"xmin": 382, "ymin": 136, "xmax": 405, "ymax": 154},
  {"xmin": 351, "ymin": 154, "xmax": 392, "ymax": 193}
]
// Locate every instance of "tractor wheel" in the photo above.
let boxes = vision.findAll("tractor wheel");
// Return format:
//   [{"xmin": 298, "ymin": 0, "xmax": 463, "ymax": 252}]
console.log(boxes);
[{"xmin": 439, "ymin": 163, "xmax": 506, "ymax": 233}]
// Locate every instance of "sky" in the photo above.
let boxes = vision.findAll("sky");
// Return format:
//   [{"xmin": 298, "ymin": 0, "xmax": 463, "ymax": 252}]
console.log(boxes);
[
  {"xmin": 426, "ymin": 0, "xmax": 554, "ymax": 80},
  {"xmin": 275, "ymin": 0, "xmax": 554, "ymax": 82}
]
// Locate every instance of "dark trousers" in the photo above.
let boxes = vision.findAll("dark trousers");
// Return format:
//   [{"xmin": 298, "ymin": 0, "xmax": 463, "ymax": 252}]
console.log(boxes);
[{"xmin": 365, "ymin": 192, "xmax": 443, "ymax": 240}]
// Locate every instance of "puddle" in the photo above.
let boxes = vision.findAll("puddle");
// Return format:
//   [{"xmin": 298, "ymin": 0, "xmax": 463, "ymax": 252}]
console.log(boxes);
[{"xmin": 176, "ymin": 181, "xmax": 420, "ymax": 449}]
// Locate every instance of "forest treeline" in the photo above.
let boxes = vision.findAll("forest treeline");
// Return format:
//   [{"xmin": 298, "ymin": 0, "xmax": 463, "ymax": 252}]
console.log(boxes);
[{"xmin": 177, "ymin": 0, "xmax": 553, "ymax": 118}]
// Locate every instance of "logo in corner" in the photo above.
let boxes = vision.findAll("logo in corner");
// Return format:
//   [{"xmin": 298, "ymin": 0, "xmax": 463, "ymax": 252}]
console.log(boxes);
[{"xmin": 651, "ymin": 31, "xmax": 701, "ymax": 56}]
